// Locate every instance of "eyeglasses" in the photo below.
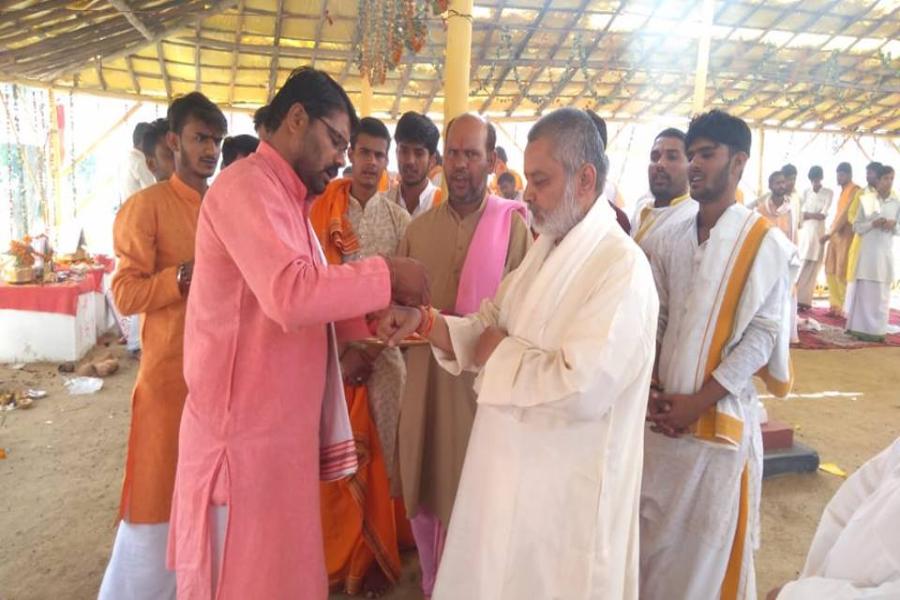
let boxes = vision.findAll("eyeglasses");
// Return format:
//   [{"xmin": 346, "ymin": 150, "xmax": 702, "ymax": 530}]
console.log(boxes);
[{"xmin": 315, "ymin": 116, "xmax": 349, "ymax": 155}]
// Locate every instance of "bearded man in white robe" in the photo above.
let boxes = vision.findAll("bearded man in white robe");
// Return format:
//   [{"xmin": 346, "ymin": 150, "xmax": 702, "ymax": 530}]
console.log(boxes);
[{"xmin": 377, "ymin": 108, "xmax": 659, "ymax": 599}]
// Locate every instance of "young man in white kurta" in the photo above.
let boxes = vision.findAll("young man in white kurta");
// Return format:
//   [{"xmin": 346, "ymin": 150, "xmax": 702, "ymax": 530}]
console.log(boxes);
[
  {"xmin": 641, "ymin": 110, "xmax": 796, "ymax": 600},
  {"xmin": 796, "ymin": 167, "xmax": 833, "ymax": 308},
  {"xmin": 845, "ymin": 166, "xmax": 899, "ymax": 341},
  {"xmin": 771, "ymin": 437, "xmax": 900, "ymax": 599},
  {"xmin": 377, "ymin": 108, "xmax": 659, "ymax": 599}
]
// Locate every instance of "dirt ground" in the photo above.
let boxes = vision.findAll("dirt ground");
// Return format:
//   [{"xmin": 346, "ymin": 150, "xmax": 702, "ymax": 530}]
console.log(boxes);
[{"xmin": 1, "ymin": 344, "xmax": 898, "ymax": 600}]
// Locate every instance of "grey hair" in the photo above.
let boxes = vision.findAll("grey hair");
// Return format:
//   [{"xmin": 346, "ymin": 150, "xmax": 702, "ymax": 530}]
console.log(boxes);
[{"xmin": 527, "ymin": 108, "xmax": 608, "ymax": 193}]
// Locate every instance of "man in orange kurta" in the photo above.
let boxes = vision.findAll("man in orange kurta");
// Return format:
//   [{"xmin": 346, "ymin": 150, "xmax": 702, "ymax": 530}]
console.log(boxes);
[
  {"xmin": 98, "ymin": 92, "xmax": 227, "ymax": 600},
  {"xmin": 822, "ymin": 162, "xmax": 862, "ymax": 315}
]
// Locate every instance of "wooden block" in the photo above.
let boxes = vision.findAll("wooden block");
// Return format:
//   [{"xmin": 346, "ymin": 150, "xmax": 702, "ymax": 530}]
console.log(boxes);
[{"xmin": 762, "ymin": 419, "xmax": 794, "ymax": 451}]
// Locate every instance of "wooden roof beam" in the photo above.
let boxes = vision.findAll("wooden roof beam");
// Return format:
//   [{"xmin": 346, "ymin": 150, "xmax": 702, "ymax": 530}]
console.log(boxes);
[
  {"xmin": 228, "ymin": 0, "xmax": 246, "ymax": 107},
  {"xmin": 40, "ymin": 0, "xmax": 239, "ymax": 81},
  {"xmin": 96, "ymin": 61, "xmax": 108, "ymax": 91},
  {"xmin": 567, "ymin": 0, "xmax": 673, "ymax": 110},
  {"xmin": 479, "ymin": 0, "xmax": 553, "ymax": 113},
  {"xmin": 267, "ymin": 0, "xmax": 286, "ymax": 102},
  {"xmin": 842, "ymin": 95, "xmax": 900, "ymax": 131},
  {"xmin": 337, "ymin": 18, "xmax": 362, "ymax": 85},
  {"xmin": 599, "ymin": 1, "xmax": 700, "ymax": 116},
  {"xmin": 126, "ymin": 55, "xmax": 141, "ymax": 94},
  {"xmin": 107, "ymin": 0, "xmax": 156, "ymax": 41},
  {"xmin": 157, "ymin": 40, "xmax": 172, "ymax": 98},
  {"xmin": 391, "ymin": 63, "xmax": 415, "ymax": 118},
  {"xmin": 870, "ymin": 109, "xmax": 900, "ymax": 133},
  {"xmin": 310, "ymin": 0, "xmax": 329, "ymax": 68},
  {"xmin": 505, "ymin": 0, "xmax": 592, "ymax": 116},
  {"xmin": 195, "ymin": 22, "xmax": 202, "ymax": 91},
  {"xmin": 421, "ymin": 61, "xmax": 444, "ymax": 115},
  {"xmin": 535, "ymin": 3, "xmax": 623, "ymax": 113}
]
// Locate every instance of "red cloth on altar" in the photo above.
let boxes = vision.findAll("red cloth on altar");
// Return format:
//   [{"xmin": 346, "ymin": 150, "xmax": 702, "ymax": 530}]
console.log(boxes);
[{"xmin": 0, "ymin": 273, "xmax": 102, "ymax": 316}]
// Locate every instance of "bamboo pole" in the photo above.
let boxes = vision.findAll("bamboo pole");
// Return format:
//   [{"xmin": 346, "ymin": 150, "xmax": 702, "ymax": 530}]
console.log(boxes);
[
  {"xmin": 692, "ymin": 0, "xmax": 715, "ymax": 114},
  {"xmin": 61, "ymin": 102, "xmax": 144, "ymax": 176},
  {"xmin": 48, "ymin": 88, "xmax": 63, "ymax": 227}
]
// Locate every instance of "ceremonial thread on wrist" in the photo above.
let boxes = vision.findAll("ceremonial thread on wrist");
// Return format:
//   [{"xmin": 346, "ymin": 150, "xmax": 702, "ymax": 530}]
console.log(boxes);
[{"xmin": 417, "ymin": 305, "xmax": 435, "ymax": 337}]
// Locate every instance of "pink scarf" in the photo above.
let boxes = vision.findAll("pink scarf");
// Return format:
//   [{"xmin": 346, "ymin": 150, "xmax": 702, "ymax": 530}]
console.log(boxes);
[{"xmin": 455, "ymin": 195, "xmax": 527, "ymax": 315}]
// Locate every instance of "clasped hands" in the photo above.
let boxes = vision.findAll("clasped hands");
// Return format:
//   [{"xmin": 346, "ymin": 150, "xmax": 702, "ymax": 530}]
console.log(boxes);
[
  {"xmin": 646, "ymin": 387, "xmax": 706, "ymax": 438},
  {"xmin": 872, "ymin": 217, "xmax": 897, "ymax": 232},
  {"xmin": 377, "ymin": 256, "xmax": 506, "ymax": 364}
]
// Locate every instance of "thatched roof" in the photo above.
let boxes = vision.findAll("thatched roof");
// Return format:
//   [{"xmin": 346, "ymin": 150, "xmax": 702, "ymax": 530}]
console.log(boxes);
[{"xmin": 2, "ymin": 0, "xmax": 899, "ymax": 134}]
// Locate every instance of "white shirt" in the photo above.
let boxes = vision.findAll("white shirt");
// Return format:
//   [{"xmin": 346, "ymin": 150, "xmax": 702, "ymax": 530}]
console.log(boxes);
[
  {"xmin": 121, "ymin": 147, "xmax": 156, "ymax": 205},
  {"xmin": 388, "ymin": 180, "xmax": 440, "ymax": 218},
  {"xmin": 798, "ymin": 186, "xmax": 834, "ymax": 261}
]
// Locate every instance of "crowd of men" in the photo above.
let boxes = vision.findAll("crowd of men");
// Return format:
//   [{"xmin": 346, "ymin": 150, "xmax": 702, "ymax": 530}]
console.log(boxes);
[
  {"xmin": 101, "ymin": 65, "xmax": 898, "ymax": 600},
  {"xmin": 743, "ymin": 159, "xmax": 898, "ymax": 343}
]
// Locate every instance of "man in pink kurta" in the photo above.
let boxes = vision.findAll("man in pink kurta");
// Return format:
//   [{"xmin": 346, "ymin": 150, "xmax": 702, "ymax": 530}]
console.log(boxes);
[{"xmin": 167, "ymin": 67, "xmax": 429, "ymax": 600}]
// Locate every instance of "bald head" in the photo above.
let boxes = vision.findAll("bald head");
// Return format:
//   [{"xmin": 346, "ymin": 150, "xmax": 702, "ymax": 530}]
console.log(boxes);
[
  {"xmin": 446, "ymin": 113, "xmax": 497, "ymax": 155},
  {"xmin": 444, "ymin": 114, "xmax": 497, "ymax": 206}
]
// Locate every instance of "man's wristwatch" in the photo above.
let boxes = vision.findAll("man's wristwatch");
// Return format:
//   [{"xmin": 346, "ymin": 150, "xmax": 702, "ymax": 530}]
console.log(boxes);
[{"xmin": 176, "ymin": 262, "xmax": 191, "ymax": 295}]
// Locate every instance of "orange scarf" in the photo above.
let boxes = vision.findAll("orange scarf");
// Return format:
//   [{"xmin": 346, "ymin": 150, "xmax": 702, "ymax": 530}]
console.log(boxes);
[{"xmin": 309, "ymin": 178, "xmax": 360, "ymax": 265}]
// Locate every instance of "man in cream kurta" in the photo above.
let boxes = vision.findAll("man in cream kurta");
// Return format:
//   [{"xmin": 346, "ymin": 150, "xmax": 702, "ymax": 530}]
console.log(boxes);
[
  {"xmin": 378, "ymin": 108, "xmax": 658, "ymax": 599},
  {"xmin": 796, "ymin": 166, "xmax": 833, "ymax": 308},
  {"xmin": 770, "ymin": 437, "xmax": 900, "ymax": 599},
  {"xmin": 394, "ymin": 114, "xmax": 531, "ymax": 597}
]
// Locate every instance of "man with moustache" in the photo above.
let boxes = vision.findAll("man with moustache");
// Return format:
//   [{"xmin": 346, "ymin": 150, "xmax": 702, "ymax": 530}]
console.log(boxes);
[
  {"xmin": 309, "ymin": 116, "xmax": 411, "ymax": 595},
  {"xmin": 640, "ymin": 110, "xmax": 797, "ymax": 600},
  {"xmin": 167, "ymin": 67, "xmax": 429, "ymax": 600},
  {"xmin": 631, "ymin": 128, "xmax": 691, "ymax": 256},
  {"xmin": 754, "ymin": 171, "xmax": 795, "ymax": 242},
  {"xmin": 394, "ymin": 113, "xmax": 531, "ymax": 598},
  {"xmin": 388, "ymin": 111, "xmax": 443, "ymax": 217},
  {"xmin": 99, "ymin": 92, "xmax": 227, "ymax": 600}
]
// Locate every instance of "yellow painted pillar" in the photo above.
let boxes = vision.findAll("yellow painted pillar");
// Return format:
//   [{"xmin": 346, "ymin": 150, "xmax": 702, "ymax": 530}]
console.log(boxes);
[
  {"xmin": 443, "ymin": 0, "xmax": 473, "ymax": 123},
  {"xmin": 359, "ymin": 76, "xmax": 373, "ymax": 117},
  {"xmin": 692, "ymin": 0, "xmax": 715, "ymax": 114}
]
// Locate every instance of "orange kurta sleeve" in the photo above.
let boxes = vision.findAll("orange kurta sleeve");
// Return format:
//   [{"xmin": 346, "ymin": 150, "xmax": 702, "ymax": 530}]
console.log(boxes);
[{"xmin": 112, "ymin": 189, "xmax": 183, "ymax": 316}]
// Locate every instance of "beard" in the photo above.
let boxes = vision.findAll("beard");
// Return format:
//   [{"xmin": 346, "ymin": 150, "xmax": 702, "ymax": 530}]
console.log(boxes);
[
  {"xmin": 532, "ymin": 179, "xmax": 586, "ymax": 239},
  {"xmin": 693, "ymin": 162, "xmax": 731, "ymax": 204}
]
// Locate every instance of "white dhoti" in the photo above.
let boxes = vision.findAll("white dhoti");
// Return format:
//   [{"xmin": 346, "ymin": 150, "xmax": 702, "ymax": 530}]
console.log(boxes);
[
  {"xmin": 642, "ymin": 415, "xmax": 763, "ymax": 600},
  {"xmin": 642, "ymin": 204, "xmax": 797, "ymax": 600},
  {"xmin": 845, "ymin": 279, "xmax": 890, "ymax": 339},
  {"xmin": 98, "ymin": 521, "xmax": 175, "ymax": 600},
  {"xmin": 796, "ymin": 259, "xmax": 821, "ymax": 307}
]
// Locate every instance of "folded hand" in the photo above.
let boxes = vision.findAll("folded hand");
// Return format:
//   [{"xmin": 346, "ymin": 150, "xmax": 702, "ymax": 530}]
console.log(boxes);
[
  {"xmin": 385, "ymin": 256, "xmax": 431, "ymax": 306},
  {"xmin": 646, "ymin": 390, "xmax": 699, "ymax": 437},
  {"xmin": 376, "ymin": 305, "xmax": 422, "ymax": 347}
]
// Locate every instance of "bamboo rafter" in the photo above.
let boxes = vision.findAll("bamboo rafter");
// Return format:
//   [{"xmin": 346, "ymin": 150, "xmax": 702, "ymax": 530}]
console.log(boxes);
[{"xmin": 0, "ymin": 0, "xmax": 897, "ymax": 134}]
